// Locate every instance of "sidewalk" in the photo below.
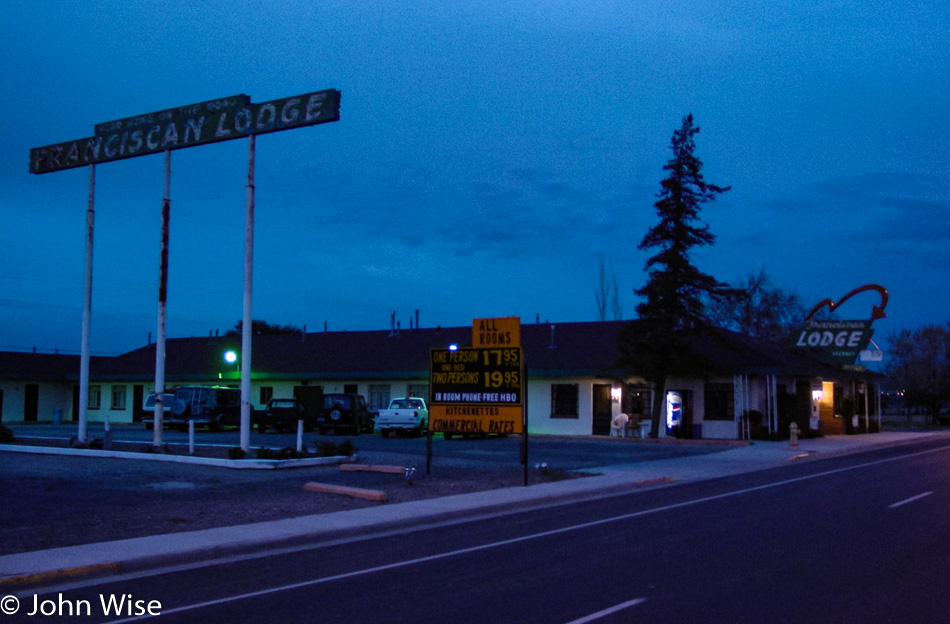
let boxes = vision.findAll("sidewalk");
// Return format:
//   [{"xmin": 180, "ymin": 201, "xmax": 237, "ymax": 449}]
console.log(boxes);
[{"xmin": 2, "ymin": 431, "xmax": 945, "ymax": 588}]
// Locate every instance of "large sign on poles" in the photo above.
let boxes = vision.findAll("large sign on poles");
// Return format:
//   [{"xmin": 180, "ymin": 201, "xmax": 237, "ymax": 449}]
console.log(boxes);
[
  {"xmin": 28, "ymin": 87, "xmax": 340, "ymax": 452},
  {"xmin": 30, "ymin": 89, "xmax": 341, "ymax": 174}
]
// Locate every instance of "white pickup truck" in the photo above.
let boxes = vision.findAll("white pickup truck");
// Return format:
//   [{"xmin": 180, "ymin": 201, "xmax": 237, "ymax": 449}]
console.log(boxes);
[{"xmin": 375, "ymin": 397, "xmax": 429, "ymax": 437}]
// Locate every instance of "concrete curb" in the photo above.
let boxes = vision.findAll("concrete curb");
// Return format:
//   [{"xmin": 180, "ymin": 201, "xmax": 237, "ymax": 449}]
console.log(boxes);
[
  {"xmin": 340, "ymin": 464, "xmax": 407, "ymax": 474},
  {"xmin": 0, "ymin": 444, "xmax": 355, "ymax": 470},
  {"xmin": 304, "ymin": 482, "xmax": 388, "ymax": 501}
]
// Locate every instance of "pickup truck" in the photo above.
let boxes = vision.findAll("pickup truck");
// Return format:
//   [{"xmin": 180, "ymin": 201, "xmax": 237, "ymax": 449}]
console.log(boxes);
[
  {"xmin": 316, "ymin": 393, "xmax": 377, "ymax": 435},
  {"xmin": 375, "ymin": 397, "xmax": 429, "ymax": 437}
]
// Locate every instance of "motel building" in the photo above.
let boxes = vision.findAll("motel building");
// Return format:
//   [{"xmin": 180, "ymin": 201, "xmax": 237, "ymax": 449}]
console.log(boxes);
[{"xmin": 0, "ymin": 321, "xmax": 883, "ymax": 440}]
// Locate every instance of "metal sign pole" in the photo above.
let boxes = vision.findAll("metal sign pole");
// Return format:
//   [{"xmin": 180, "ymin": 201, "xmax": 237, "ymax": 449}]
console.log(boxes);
[
  {"xmin": 522, "ymin": 364, "xmax": 529, "ymax": 486},
  {"xmin": 77, "ymin": 163, "xmax": 95, "ymax": 444},
  {"xmin": 239, "ymin": 134, "xmax": 256, "ymax": 453},
  {"xmin": 153, "ymin": 150, "xmax": 171, "ymax": 448},
  {"xmin": 426, "ymin": 428, "xmax": 433, "ymax": 475}
]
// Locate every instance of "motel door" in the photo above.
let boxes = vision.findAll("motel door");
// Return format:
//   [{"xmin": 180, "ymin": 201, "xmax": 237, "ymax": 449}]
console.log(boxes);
[
  {"xmin": 24, "ymin": 384, "xmax": 39, "ymax": 422},
  {"xmin": 132, "ymin": 385, "xmax": 145, "ymax": 423},
  {"xmin": 592, "ymin": 384, "xmax": 612, "ymax": 436}
]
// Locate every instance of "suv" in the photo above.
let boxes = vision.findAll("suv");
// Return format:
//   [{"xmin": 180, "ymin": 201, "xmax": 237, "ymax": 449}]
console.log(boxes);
[
  {"xmin": 317, "ymin": 393, "xmax": 377, "ymax": 435},
  {"xmin": 170, "ymin": 386, "xmax": 241, "ymax": 431},
  {"xmin": 142, "ymin": 392, "xmax": 176, "ymax": 430},
  {"xmin": 255, "ymin": 398, "xmax": 314, "ymax": 434}
]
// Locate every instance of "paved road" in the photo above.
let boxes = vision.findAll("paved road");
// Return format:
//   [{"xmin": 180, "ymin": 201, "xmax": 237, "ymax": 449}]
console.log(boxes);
[{"xmin": 10, "ymin": 438, "xmax": 949, "ymax": 623}]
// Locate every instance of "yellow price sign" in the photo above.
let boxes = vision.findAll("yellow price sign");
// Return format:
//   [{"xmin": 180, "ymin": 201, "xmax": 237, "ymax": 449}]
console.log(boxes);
[
  {"xmin": 473, "ymin": 316, "xmax": 521, "ymax": 347},
  {"xmin": 429, "ymin": 405, "xmax": 523, "ymax": 435}
]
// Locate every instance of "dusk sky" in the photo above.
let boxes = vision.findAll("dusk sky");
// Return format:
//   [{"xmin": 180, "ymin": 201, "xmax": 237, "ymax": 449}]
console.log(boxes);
[{"xmin": 2, "ymin": 1, "xmax": 947, "ymax": 356}]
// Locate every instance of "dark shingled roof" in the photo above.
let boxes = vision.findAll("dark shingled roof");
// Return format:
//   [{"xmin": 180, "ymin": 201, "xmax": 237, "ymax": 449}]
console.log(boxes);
[
  {"xmin": 94, "ymin": 321, "xmax": 634, "ymax": 381},
  {"xmin": 0, "ymin": 351, "xmax": 100, "ymax": 381},
  {"xmin": 2, "ymin": 321, "xmax": 880, "ymax": 383}
]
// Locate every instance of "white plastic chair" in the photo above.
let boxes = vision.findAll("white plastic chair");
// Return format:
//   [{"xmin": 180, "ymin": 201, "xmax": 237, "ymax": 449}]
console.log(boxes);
[{"xmin": 610, "ymin": 413, "xmax": 629, "ymax": 438}]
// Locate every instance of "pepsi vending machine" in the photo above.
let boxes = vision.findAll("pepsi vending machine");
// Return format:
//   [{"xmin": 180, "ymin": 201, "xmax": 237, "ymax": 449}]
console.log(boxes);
[
  {"xmin": 666, "ymin": 391, "xmax": 682, "ymax": 437},
  {"xmin": 665, "ymin": 390, "xmax": 693, "ymax": 438}
]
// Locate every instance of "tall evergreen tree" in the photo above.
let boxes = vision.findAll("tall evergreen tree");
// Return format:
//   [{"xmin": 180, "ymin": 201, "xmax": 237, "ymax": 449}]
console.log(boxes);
[{"xmin": 619, "ymin": 114, "xmax": 732, "ymax": 437}]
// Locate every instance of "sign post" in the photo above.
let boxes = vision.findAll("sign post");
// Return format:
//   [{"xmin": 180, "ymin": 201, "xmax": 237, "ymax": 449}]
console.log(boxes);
[
  {"xmin": 77, "ymin": 164, "xmax": 95, "ymax": 444},
  {"xmin": 427, "ymin": 317, "xmax": 527, "ymax": 481}
]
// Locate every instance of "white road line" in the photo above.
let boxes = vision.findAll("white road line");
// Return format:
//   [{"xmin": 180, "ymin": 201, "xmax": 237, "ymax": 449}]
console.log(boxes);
[
  {"xmin": 889, "ymin": 491, "xmax": 933, "ymax": 508},
  {"xmin": 563, "ymin": 598, "xmax": 647, "ymax": 624},
  {"xmin": 102, "ymin": 443, "xmax": 950, "ymax": 622}
]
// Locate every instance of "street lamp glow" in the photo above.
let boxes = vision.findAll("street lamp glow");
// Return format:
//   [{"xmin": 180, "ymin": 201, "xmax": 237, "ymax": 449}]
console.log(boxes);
[{"xmin": 224, "ymin": 350, "xmax": 238, "ymax": 364}]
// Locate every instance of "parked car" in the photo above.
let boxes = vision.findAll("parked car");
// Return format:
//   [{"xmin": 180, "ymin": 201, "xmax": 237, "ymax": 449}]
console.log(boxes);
[
  {"xmin": 170, "ymin": 385, "xmax": 241, "ymax": 431},
  {"xmin": 376, "ymin": 397, "xmax": 429, "ymax": 437},
  {"xmin": 255, "ymin": 398, "xmax": 315, "ymax": 434},
  {"xmin": 142, "ymin": 392, "xmax": 176, "ymax": 430},
  {"xmin": 317, "ymin": 393, "xmax": 377, "ymax": 435}
]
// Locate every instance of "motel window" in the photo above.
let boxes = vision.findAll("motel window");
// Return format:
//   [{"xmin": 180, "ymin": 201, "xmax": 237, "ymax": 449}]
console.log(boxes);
[
  {"xmin": 407, "ymin": 384, "xmax": 429, "ymax": 402},
  {"xmin": 111, "ymin": 385, "xmax": 127, "ymax": 410},
  {"xmin": 88, "ymin": 385, "xmax": 101, "ymax": 410},
  {"xmin": 260, "ymin": 386, "xmax": 274, "ymax": 406},
  {"xmin": 368, "ymin": 384, "xmax": 391, "ymax": 411},
  {"xmin": 704, "ymin": 383, "xmax": 734, "ymax": 421},
  {"xmin": 551, "ymin": 384, "xmax": 579, "ymax": 418},
  {"xmin": 623, "ymin": 387, "xmax": 652, "ymax": 420}
]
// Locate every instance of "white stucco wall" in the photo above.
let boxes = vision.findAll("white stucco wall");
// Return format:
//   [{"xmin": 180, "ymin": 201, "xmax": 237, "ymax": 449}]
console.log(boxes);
[
  {"xmin": 0, "ymin": 380, "xmax": 73, "ymax": 424},
  {"xmin": 527, "ymin": 378, "xmax": 594, "ymax": 436},
  {"xmin": 0, "ymin": 382, "xmax": 25, "ymax": 422}
]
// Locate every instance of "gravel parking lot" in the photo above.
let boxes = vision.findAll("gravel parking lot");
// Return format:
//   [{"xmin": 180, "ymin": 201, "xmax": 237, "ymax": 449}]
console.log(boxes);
[{"xmin": 0, "ymin": 424, "xmax": 733, "ymax": 556}]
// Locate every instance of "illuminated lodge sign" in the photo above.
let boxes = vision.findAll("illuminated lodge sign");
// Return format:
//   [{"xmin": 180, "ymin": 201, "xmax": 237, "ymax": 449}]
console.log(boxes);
[
  {"xmin": 791, "ymin": 320, "xmax": 873, "ymax": 364},
  {"xmin": 791, "ymin": 285, "xmax": 887, "ymax": 366},
  {"xmin": 30, "ymin": 89, "xmax": 341, "ymax": 174},
  {"xmin": 429, "ymin": 346, "xmax": 524, "ymax": 435}
]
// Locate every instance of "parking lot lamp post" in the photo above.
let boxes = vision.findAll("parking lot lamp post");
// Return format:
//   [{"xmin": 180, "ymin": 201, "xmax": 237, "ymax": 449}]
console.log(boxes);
[{"xmin": 224, "ymin": 350, "xmax": 238, "ymax": 377}]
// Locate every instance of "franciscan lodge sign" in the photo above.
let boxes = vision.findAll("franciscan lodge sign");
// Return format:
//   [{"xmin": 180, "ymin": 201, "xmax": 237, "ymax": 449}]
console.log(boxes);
[
  {"xmin": 30, "ymin": 89, "xmax": 341, "ymax": 174},
  {"xmin": 790, "ymin": 285, "xmax": 888, "ymax": 365},
  {"xmin": 791, "ymin": 320, "xmax": 873, "ymax": 364}
]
